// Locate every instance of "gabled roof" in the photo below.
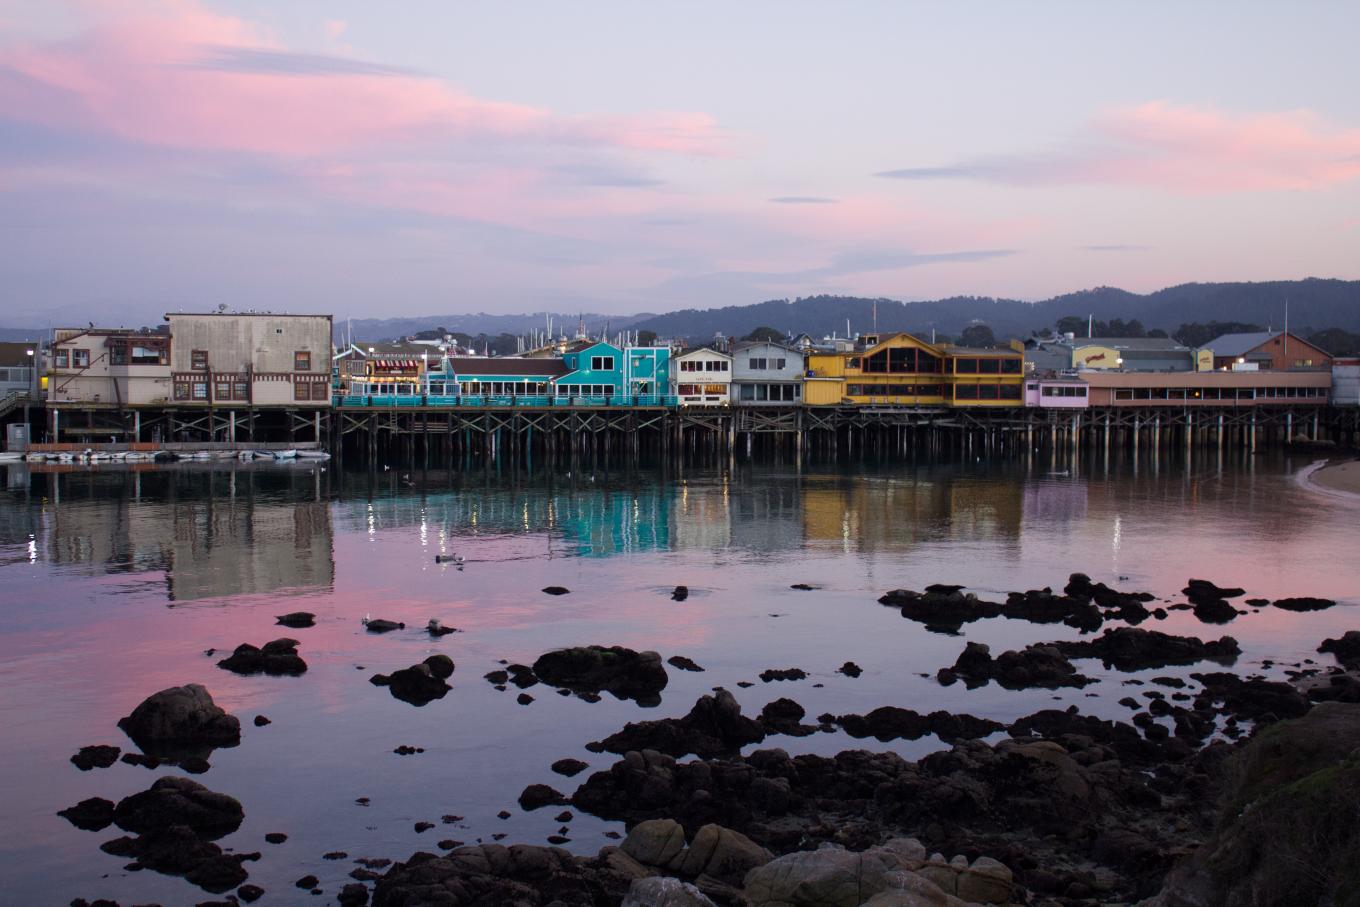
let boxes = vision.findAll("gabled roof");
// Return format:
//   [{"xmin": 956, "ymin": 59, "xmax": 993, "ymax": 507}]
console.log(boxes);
[
  {"xmin": 674, "ymin": 346, "xmax": 733, "ymax": 359},
  {"xmin": 1073, "ymin": 337, "xmax": 1191, "ymax": 351},
  {"xmin": 1203, "ymin": 331, "xmax": 1282, "ymax": 356},
  {"xmin": 732, "ymin": 340, "xmax": 801, "ymax": 355}
]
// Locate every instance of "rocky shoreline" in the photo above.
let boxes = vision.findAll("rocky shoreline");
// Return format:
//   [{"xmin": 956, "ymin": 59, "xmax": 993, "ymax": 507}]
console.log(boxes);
[{"xmin": 59, "ymin": 573, "xmax": 1360, "ymax": 907}]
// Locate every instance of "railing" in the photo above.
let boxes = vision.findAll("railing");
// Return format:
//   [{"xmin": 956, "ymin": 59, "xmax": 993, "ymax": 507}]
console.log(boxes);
[
  {"xmin": 334, "ymin": 393, "xmax": 679, "ymax": 408},
  {"xmin": 0, "ymin": 391, "xmax": 29, "ymax": 419}
]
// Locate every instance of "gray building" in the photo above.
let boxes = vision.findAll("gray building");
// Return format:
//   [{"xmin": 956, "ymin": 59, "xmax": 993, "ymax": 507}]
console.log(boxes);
[
  {"xmin": 731, "ymin": 341, "xmax": 805, "ymax": 404},
  {"xmin": 0, "ymin": 341, "xmax": 40, "ymax": 400}
]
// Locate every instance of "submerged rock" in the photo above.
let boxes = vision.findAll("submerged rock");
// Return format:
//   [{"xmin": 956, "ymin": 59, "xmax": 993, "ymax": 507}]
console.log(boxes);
[
  {"xmin": 274, "ymin": 612, "xmax": 315, "ymax": 628},
  {"xmin": 1053, "ymin": 627, "xmax": 1240, "ymax": 671},
  {"xmin": 592, "ymin": 690, "xmax": 766, "ymax": 758},
  {"xmin": 71, "ymin": 745, "xmax": 121, "ymax": 771},
  {"xmin": 364, "ymin": 618, "xmax": 405, "ymax": 633},
  {"xmin": 938, "ymin": 641, "xmax": 1094, "ymax": 690},
  {"xmin": 671, "ymin": 585, "xmax": 689, "ymax": 601},
  {"xmin": 532, "ymin": 645, "xmax": 668, "ymax": 703},
  {"xmin": 58, "ymin": 797, "xmax": 116, "ymax": 831},
  {"xmin": 542, "ymin": 586, "xmax": 571, "ymax": 595},
  {"xmin": 371, "ymin": 655, "xmax": 454, "ymax": 706},
  {"xmin": 667, "ymin": 655, "xmax": 705, "ymax": 673},
  {"xmin": 216, "ymin": 638, "xmax": 307, "ymax": 676},
  {"xmin": 759, "ymin": 668, "xmax": 807, "ymax": 683},
  {"xmin": 117, "ymin": 685, "xmax": 241, "ymax": 759},
  {"xmin": 1273, "ymin": 596, "xmax": 1337, "ymax": 612}
]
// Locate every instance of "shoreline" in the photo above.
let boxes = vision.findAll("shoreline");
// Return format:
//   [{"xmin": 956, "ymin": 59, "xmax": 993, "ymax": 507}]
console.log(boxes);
[{"xmin": 1300, "ymin": 457, "xmax": 1360, "ymax": 500}]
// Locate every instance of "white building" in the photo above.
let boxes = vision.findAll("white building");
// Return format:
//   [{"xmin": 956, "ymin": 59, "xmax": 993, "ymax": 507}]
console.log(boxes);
[{"xmin": 672, "ymin": 347, "xmax": 733, "ymax": 405}]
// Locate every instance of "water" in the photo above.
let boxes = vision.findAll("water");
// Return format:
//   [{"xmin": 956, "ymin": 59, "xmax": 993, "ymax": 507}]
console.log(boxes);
[{"xmin": 0, "ymin": 453, "xmax": 1357, "ymax": 905}]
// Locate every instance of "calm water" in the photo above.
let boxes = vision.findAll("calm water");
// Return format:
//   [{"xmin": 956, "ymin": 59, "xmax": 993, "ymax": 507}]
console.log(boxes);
[{"xmin": 1, "ymin": 453, "xmax": 1357, "ymax": 905}]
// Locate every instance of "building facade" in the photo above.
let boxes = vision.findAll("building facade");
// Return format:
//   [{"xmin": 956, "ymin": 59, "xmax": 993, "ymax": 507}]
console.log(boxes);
[
  {"xmin": 1080, "ymin": 370, "xmax": 1330, "ymax": 406},
  {"xmin": 48, "ymin": 328, "xmax": 173, "ymax": 407},
  {"xmin": 731, "ymin": 341, "xmax": 805, "ymax": 405},
  {"xmin": 1207, "ymin": 331, "xmax": 1333, "ymax": 371},
  {"xmin": 672, "ymin": 347, "xmax": 733, "ymax": 405},
  {"xmin": 166, "ymin": 313, "xmax": 333, "ymax": 407}
]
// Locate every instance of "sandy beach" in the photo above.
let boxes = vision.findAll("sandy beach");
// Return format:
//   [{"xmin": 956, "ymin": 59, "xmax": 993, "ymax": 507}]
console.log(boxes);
[{"xmin": 1308, "ymin": 458, "xmax": 1360, "ymax": 496}]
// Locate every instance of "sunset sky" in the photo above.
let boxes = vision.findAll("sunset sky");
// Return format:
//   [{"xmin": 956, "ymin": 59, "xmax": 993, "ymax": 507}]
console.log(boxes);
[{"xmin": 2, "ymin": 0, "xmax": 1358, "ymax": 326}]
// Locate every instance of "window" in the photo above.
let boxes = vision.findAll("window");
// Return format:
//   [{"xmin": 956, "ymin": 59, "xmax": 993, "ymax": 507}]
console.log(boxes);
[
  {"xmin": 174, "ymin": 381, "xmax": 191, "ymax": 400},
  {"xmin": 954, "ymin": 385, "xmax": 979, "ymax": 400},
  {"xmin": 1002, "ymin": 359, "xmax": 1022, "ymax": 374},
  {"xmin": 591, "ymin": 355, "xmax": 615, "ymax": 371},
  {"xmin": 775, "ymin": 358, "xmax": 786, "ymax": 370},
  {"xmin": 72, "ymin": 349, "xmax": 90, "ymax": 368},
  {"xmin": 295, "ymin": 351, "xmax": 312, "ymax": 371},
  {"xmin": 749, "ymin": 358, "xmax": 767, "ymax": 370},
  {"xmin": 110, "ymin": 345, "xmax": 128, "ymax": 366},
  {"xmin": 233, "ymin": 381, "xmax": 249, "ymax": 400},
  {"xmin": 191, "ymin": 350, "xmax": 208, "ymax": 370},
  {"xmin": 55, "ymin": 349, "xmax": 69, "ymax": 368},
  {"xmin": 294, "ymin": 380, "xmax": 310, "ymax": 401},
  {"xmin": 978, "ymin": 358, "xmax": 1001, "ymax": 374},
  {"xmin": 192, "ymin": 381, "xmax": 208, "ymax": 400},
  {"xmin": 1000, "ymin": 384, "xmax": 1021, "ymax": 400},
  {"xmin": 214, "ymin": 380, "xmax": 231, "ymax": 399},
  {"xmin": 680, "ymin": 360, "xmax": 699, "ymax": 372},
  {"xmin": 131, "ymin": 345, "xmax": 164, "ymax": 365},
  {"xmin": 954, "ymin": 358, "xmax": 978, "ymax": 374},
  {"xmin": 1294, "ymin": 359, "xmax": 1313, "ymax": 368},
  {"xmin": 312, "ymin": 382, "xmax": 329, "ymax": 401}
]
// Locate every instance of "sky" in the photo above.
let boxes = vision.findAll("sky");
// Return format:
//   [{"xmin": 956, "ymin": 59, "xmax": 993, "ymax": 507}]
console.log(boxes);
[{"xmin": 1, "ymin": 0, "xmax": 1358, "ymax": 327}]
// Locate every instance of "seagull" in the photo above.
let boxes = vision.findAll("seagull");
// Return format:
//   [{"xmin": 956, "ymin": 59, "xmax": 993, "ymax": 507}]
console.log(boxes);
[{"xmin": 361, "ymin": 613, "xmax": 371, "ymax": 626}]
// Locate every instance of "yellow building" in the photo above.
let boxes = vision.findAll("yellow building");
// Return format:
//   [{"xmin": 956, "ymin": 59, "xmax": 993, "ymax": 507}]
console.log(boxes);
[
  {"xmin": 941, "ymin": 345, "xmax": 1025, "ymax": 406},
  {"xmin": 805, "ymin": 334, "xmax": 948, "ymax": 405}
]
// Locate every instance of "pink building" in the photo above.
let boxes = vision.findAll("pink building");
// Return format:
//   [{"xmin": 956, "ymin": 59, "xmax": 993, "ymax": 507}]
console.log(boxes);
[{"xmin": 1024, "ymin": 378, "xmax": 1090, "ymax": 409}]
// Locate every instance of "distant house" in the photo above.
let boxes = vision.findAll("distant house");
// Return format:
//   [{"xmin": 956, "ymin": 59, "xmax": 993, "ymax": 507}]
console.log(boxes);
[
  {"xmin": 672, "ymin": 347, "xmax": 733, "ymax": 405},
  {"xmin": 1206, "ymin": 331, "xmax": 1333, "ymax": 371},
  {"xmin": 1070, "ymin": 337, "xmax": 1207, "ymax": 372},
  {"xmin": 558, "ymin": 341, "xmax": 625, "ymax": 400}
]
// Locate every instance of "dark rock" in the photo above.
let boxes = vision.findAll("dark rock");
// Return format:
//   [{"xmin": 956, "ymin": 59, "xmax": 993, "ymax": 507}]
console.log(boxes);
[
  {"xmin": 758, "ymin": 698, "xmax": 816, "ymax": 736},
  {"xmin": 264, "ymin": 832, "xmax": 286, "ymax": 844},
  {"xmin": 58, "ymin": 797, "xmax": 116, "ymax": 831},
  {"xmin": 551, "ymin": 758, "xmax": 589, "ymax": 777},
  {"xmin": 393, "ymin": 745, "xmax": 424, "ymax": 755},
  {"xmin": 1191, "ymin": 672, "xmax": 1311, "ymax": 723},
  {"xmin": 667, "ymin": 655, "xmax": 704, "ymax": 672},
  {"xmin": 532, "ymin": 645, "xmax": 667, "ymax": 703},
  {"xmin": 518, "ymin": 784, "xmax": 567, "ymax": 811},
  {"xmin": 236, "ymin": 883, "xmax": 265, "ymax": 902},
  {"xmin": 426, "ymin": 619, "xmax": 457, "ymax": 637},
  {"xmin": 671, "ymin": 585, "xmax": 689, "ymax": 601},
  {"xmin": 71, "ymin": 745, "xmax": 121, "ymax": 771},
  {"xmin": 506, "ymin": 665, "xmax": 538, "ymax": 689},
  {"xmin": 275, "ymin": 611, "xmax": 316, "ymax": 628},
  {"xmin": 1320, "ymin": 631, "xmax": 1360, "ymax": 671},
  {"xmin": 369, "ymin": 843, "xmax": 633, "ymax": 906},
  {"xmin": 1054, "ymin": 627, "xmax": 1240, "ymax": 671},
  {"xmin": 516, "ymin": 693, "xmax": 533, "ymax": 705},
  {"xmin": 374, "ymin": 656, "xmax": 454, "ymax": 706},
  {"xmin": 364, "ymin": 619, "xmax": 405, "ymax": 633},
  {"xmin": 837, "ymin": 661, "xmax": 863, "ymax": 678},
  {"xmin": 338, "ymin": 882, "xmax": 369, "ymax": 906},
  {"xmin": 835, "ymin": 706, "xmax": 1004, "ymax": 743},
  {"xmin": 102, "ymin": 821, "xmax": 250, "ymax": 893},
  {"xmin": 296, "ymin": 875, "xmax": 319, "ymax": 889},
  {"xmin": 121, "ymin": 752, "xmax": 161, "ymax": 769},
  {"xmin": 253, "ymin": 715, "xmax": 270, "ymax": 727},
  {"xmin": 1192, "ymin": 597, "xmax": 1240, "ymax": 624},
  {"xmin": 180, "ymin": 756, "xmax": 211, "ymax": 774},
  {"xmin": 117, "ymin": 685, "xmax": 241, "ymax": 759},
  {"xmin": 113, "ymin": 777, "xmax": 244, "ymax": 839},
  {"xmin": 1183, "ymin": 579, "xmax": 1246, "ymax": 602},
  {"xmin": 593, "ymin": 690, "xmax": 765, "ymax": 758},
  {"xmin": 758, "ymin": 668, "xmax": 807, "ymax": 683},
  {"xmin": 217, "ymin": 637, "xmax": 309, "ymax": 676},
  {"xmin": 414, "ymin": 822, "xmax": 434, "ymax": 833},
  {"xmin": 790, "ymin": 583, "xmax": 816, "ymax": 590},
  {"xmin": 940, "ymin": 641, "xmax": 1095, "ymax": 690},
  {"xmin": 542, "ymin": 586, "xmax": 570, "ymax": 595},
  {"xmin": 1273, "ymin": 597, "xmax": 1337, "ymax": 612}
]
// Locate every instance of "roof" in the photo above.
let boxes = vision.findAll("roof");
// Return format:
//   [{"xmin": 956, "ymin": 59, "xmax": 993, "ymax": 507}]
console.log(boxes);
[
  {"xmin": 1073, "ymin": 337, "xmax": 1191, "ymax": 351},
  {"xmin": 942, "ymin": 345, "xmax": 1021, "ymax": 355},
  {"xmin": 1203, "ymin": 332, "xmax": 1281, "ymax": 356},
  {"xmin": 166, "ymin": 311, "xmax": 332, "ymax": 319},
  {"xmin": 674, "ymin": 346, "xmax": 732, "ymax": 359},
  {"xmin": 732, "ymin": 340, "xmax": 800, "ymax": 354},
  {"xmin": 445, "ymin": 357, "xmax": 567, "ymax": 377}
]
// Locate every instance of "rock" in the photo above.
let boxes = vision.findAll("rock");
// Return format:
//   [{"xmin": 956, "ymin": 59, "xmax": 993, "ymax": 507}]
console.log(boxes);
[
  {"xmin": 275, "ymin": 611, "xmax": 315, "ymax": 628},
  {"xmin": 790, "ymin": 583, "xmax": 816, "ymax": 591},
  {"xmin": 517, "ymin": 693, "xmax": 534, "ymax": 705},
  {"xmin": 759, "ymin": 698, "xmax": 814, "ymax": 736},
  {"xmin": 364, "ymin": 618, "xmax": 405, "ymax": 632},
  {"xmin": 543, "ymin": 586, "xmax": 571, "ymax": 595},
  {"xmin": 533, "ymin": 646, "xmax": 668, "ymax": 703},
  {"xmin": 518, "ymin": 784, "xmax": 567, "ymax": 811},
  {"xmin": 835, "ymin": 707, "xmax": 1004, "ymax": 743},
  {"xmin": 552, "ymin": 758, "xmax": 590, "ymax": 777},
  {"xmin": 1320, "ymin": 631, "xmax": 1360, "ymax": 670},
  {"xmin": 121, "ymin": 752, "xmax": 161, "ymax": 768},
  {"xmin": 759, "ymin": 668, "xmax": 807, "ymax": 683},
  {"xmin": 414, "ymin": 822, "xmax": 434, "ymax": 833},
  {"xmin": 253, "ymin": 715, "xmax": 270, "ymax": 727},
  {"xmin": 236, "ymin": 883, "xmax": 265, "ymax": 902},
  {"xmin": 1272, "ymin": 596, "xmax": 1336, "ymax": 612},
  {"xmin": 71, "ymin": 745, "xmax": 121, "ymax": 771},
  {"xmin": 1191, "ymin": 672, "xmax": 1310, "ymax": 723},
  {"xmin": 338, "ymin": 882, "xmax": 369, "ymax": 906},
  {"xmin": 939, "ymin": 641, "xmax": 1094, "ymax": 690},
  {"xmin": 393, "ymin": 745, "xmax": 424, "ymax": 755},
  {"xmin": 594, "ymin": 690, "xmax": 766, "ymax": 758},
  {"xmin": 667, "ymin": 655, "xmax": 705, "ymax": 672},
  {"xmin": 1191, "ymin": 597, "xmax": 1239, "ymax": 624},
  {"xmin": 58, "ymin": 797, "xmax": 116, "ymax": 831},
  {"xmin": 1053, "ymin": 627, "xmax": 1240, "ymax": 671},
  {"xmin": 264, "ymin": 832, "xmax": 286, "ymax": 844},
  {"xmin": 670, "ymin": 823, "xmax": 773, "ymax": 885},
  {"xmin": 956, "ymin": 856, "xmax": 1013, "ymax": 903},
  {"xmin": 113, "ymin": 776, "xmax": 244, "ymax": 838},
  {"xmin": 296, "ymin": 874, "xmax": 319, "ymax": 889},
  {"xmin": 672, "ymin": 586, "xmax": 690, "ymax": 601},
  {"xmin": 621, "ymin": 818, "xmax": 687, "ymax": 866},
  {"xmin": 117, "ymin": 685, "xmax": 241, "ymax": 758},
  {"xmin": 623, "ymin": 876, "xmax": 718, "ymax": 906},
  {"xmin": 838, "ymin": 661, "xmax": 863, "ymax": 678},
  {"xmin": 369, "ymin": 843, "xmax": 633, "ymax": 905},
  {"xmin": 180, "ymin": 756, "xmax": 211, "ymax": 774},
  {"xmin": 374, "ymin": 655, "xmax": 454, "ymax": 706},
  {"xmin": 741, "ymin": 841, "xmax": 920, "ymax": 907}
]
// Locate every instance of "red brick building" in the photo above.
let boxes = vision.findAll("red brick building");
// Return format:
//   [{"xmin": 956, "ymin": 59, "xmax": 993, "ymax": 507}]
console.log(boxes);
[{"xmin": 1207, "ymin": 331, "xmax": 1332, "ymax": 371}]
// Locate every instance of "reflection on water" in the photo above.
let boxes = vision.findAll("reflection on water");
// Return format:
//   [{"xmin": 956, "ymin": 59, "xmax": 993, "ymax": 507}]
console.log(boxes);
[{"xmin": 0, "ymin": 453, "xmax": 1356, "ymax": 906}]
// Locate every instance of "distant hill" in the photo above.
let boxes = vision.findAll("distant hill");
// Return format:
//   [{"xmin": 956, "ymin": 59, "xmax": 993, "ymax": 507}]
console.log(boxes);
[
  {"xmin": 338, "ymin": 311, "xmax": 652, "ymax": 343},
  {"xmin": 0, "ymin": 328, "xmax": 45, "ymax": 342},
  {"xmin": 629, "ymin": 279, "xmax": 1360, "ymax": 341}
]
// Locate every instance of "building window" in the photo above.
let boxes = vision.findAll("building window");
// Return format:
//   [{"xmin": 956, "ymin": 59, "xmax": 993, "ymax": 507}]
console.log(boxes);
[
  {"xmin": 954, "ymin": 358, "xmax": 978, "ymax": 374},
  {"xmin": 214, "ymin": 380, "xmax": 231, "ymax": 400},
  {"xmin": 295, "ymin": 351, "xmax": 312, "ymax": 371},
  {"xmin": 311, "ymin": 381, "xmax": 329, "ymax": 401},
  {"xmin": 294, "ymin": 380, "xmax": 310, "ymax": 401},
  {"xmin": 233, "ymin": 381, "xmax": 249, "ymax": 401},
  {"xmin": 192, "ymin": 381, "xmax": 208, "ymax": 400},
  {"xmin": 591, "ymin": 355, "xmax": 614, "ymax": 371},
  {"xmin": 55, "ymin": 349, "xmax": 69, "ymax": 369},
  {"xmin": 749, "ymin": 358, "xmax": 767, "ymax": 370},
  {"xmin": 174, "ymin": 381, "xmax": 190, "ymax": 400},
  {"xmin": 191, "ymin": 349, "xmax": 208, "ymax": 370},
  {"xmin": 72, "ymin": 349, "xmax": 90, "ymax": 368},
  {"xmin": 110, "ymin": 345, "xmax": 128, "ymax": 366},
  {"xmin": 978, "ymin": 359, "xmax": 1002, "ymax": 375}
]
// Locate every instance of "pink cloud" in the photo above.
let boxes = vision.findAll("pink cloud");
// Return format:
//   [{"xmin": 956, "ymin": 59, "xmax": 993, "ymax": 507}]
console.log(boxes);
[
  {"xmin": 880, "ymin": 101, "xmax": 1360, "ymax": 194},
  {"xmin": 0, "ymin": 0, "xmax": 728, "ymax": 158}
]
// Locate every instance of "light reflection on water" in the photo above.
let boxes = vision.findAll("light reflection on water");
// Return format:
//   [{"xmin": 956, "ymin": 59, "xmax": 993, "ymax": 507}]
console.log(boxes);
[{"xmin": 0, "ymin": 454, "xmax": 1356, "ymax": 906}]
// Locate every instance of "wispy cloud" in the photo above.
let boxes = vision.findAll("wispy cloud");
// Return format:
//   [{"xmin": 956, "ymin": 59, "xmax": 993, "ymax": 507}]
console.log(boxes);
[
  {"xmin": 877, "ymin": 102, "xmax": 1360, "ymax": 193},
  {"xmin": 185, "ymin": 45, "xmax": 423, "ymax": 78},
  {"xmin": 769, "ymin": 195, "xmax": 837, "ymax": 204}
]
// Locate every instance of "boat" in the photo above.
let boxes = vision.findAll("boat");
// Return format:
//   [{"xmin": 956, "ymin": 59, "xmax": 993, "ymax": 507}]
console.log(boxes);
[
  {"xmin": 0, "ymin": 452, "xmax": 24, "ymax": 462},
  {"xmin": 296, "ymin": 450, "xmax": 331, "ymax": 460},
  {"xmin": 272, "ymin": 449, "xmax": 299, "ymax": 460},
  {"xmin": 123, "ymin": 452, "xmax": 154, "ymax": 462},
  {"xmin": 25, "ymin": 453, "xmax": 47, "ymax": 462}
]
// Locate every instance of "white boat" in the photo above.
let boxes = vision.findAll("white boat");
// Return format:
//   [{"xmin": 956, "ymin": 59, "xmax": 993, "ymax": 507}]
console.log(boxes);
[
  {"xmin": 272, "ymin": 449, "xmax": 299, "ymax": 460},
  {"xmin": 296, "ymin": 450, "xmax": 331, "ymax": 460},
  {"xmin": 123, "ymin": 452, "xmax": 154, "ymax": 462},
  {"xmin": 0, "ymin": 452, "xmax": 24, "ymax": 462},
  {"xmin": 25, "ymin": 453, "xmax": 47, "ymax": 462},
  {"xmin": 237, "ymin": 450, "xmax": 256, "ymax": 461},
  {"xmin": 56, "ymin": 453, "xmax": 75, "ymax": 463}
]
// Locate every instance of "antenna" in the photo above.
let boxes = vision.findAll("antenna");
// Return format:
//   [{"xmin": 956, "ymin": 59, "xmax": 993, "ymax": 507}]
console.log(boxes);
[{"xmin": 1283, "ymin": 297, "xmax": 1289, "ymax": 367}]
